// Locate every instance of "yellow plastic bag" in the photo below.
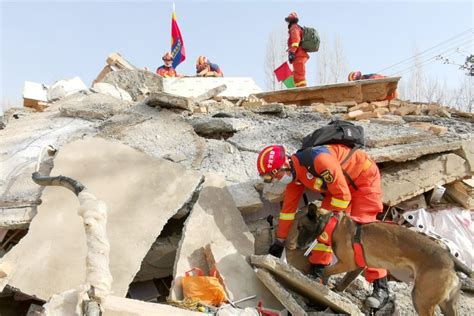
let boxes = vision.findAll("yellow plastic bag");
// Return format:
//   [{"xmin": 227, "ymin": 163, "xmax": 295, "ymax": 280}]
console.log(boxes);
[{"xmin": 182, "ymin": 267, "xmax": 227, "ymax": 306}]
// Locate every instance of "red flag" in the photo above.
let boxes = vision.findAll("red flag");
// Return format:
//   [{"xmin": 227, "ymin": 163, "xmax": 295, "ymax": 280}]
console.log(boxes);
[
  {"xmin": 274, "ymin": 62, "xmax": 295, "ymax": 88},
  {"xmin": 171, "ymin": 11, "xmax": 186, "ymax": 68}
]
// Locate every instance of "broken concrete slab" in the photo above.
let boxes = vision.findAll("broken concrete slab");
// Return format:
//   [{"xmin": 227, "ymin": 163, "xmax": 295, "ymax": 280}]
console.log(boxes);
[
  {"xmin": 58, "ymin": 92, "xmax": 132, "ymax": 120},
  {"xmin": 255, "ymin": 77, "xmax": 400, "ymax": 105},
  {"xmin": 0, "ymin": 137, "xmax": 203, "ymax": 300},
  {"xmin": 226, "ymin": 181, "xmax": 263, "ymax": 214},
  {"xmin": 455, "ymin": 139, "xmax": 474, "ymax": 172},
  {"xmin": 102, "ymin": 69, "xmax": 163, "ymax": 101},
  {"xmin": 170, "ymin": 173, "xmax": 282, "ymax": 309},
  {"xmin": 255, "ymin": 268, "xmax": 307, "ymax": 316},
  {"xmin": 367, "ymin": 138, "xmax": 468, "ymax": 163},
  {"xmin": 246, "ymin": 219, "xmax": 271, "ymax": 255},
  {"xmin": 145, "ymin": 92, "xmax": 196, "ymax": 111},
  {"xmin": 249, "ymin": 103, "xmax": 284, "ymax": 115},
  {"xmin": 47, "ymin": 77, "xmax": 88, "ymax": 102},
  {"xmin": 0, "ymin": 108, "xmax": 97, "ymax": 213},
  {"xmin": 91, "ymin": 82, "xmax": 133, "ymax": 102},
  {"xmin": 194, "ymin": 84, "xmax": 227, "ymax": 102},
  {"xmin": 106, "ymin": 52, "xmax": 136, "ymax": 70},
  {"xmin": 190, "ymin": 118, "xmax": 236, "ymax": 138},
  {"xmin": 135, "ymin": 235, "xmax": 181, "ymax": 281},
  {"xmin": 250, "ymin": 255, "xmax": 362, "ymax": 315},
  {"xmin": 103, "ymin": 295, "xmax": 202, "ymax": 315},
  {"xmin": 381, "ymin": 152, "xmax": 471, "ymax": 206},
  {"xmin": 163, "ymin": 77, "xmax": 262, "ymax": 99},
  {"xmin": 0, "ymin": 206, "xmax": 37, "ymax": 229}
]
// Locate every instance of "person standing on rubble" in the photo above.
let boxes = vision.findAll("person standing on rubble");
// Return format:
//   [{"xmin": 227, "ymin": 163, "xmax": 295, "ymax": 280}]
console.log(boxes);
[
  {"xmin": 196, "ymin": 56, "xmax": 223, "ymax": 77},
  {"xmin": 256, "ymin": 144, "xmax": 391, "ymax": 309},
  {"xmin": 285, "ymin": 12, "xmax": 310, "ymax": 87},
  {"xmin": 156, "ymin": 52, "xmax": 181, "ymax": 77}
]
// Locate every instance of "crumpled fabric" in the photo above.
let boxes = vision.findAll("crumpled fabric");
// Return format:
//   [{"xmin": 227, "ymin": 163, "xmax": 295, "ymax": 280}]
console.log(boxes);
[{"xmin": 398, "ymin": 207, "xmax": 473, "ymax": 269}]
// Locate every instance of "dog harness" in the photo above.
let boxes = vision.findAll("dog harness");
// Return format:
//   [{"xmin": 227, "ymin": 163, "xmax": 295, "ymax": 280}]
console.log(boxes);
[
  {"xmin": 317, "ymin": 217, "xmax": 368, "ymax": 268},
  {"xmin": 353, "ymin": 223, "xmax": 368, "ymax": 268}
]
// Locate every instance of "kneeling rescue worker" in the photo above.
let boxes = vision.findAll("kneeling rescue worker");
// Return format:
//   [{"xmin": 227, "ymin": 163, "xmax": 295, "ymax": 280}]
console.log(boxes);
[{"xmin": 256, "ymin": 144, "xmax": 390, "ymax": 309}]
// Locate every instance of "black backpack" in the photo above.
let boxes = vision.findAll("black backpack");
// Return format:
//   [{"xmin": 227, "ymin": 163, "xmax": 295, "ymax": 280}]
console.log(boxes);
[{"xmin": 297, "ymin": 120, "xmax": 365, "ymax": 189}]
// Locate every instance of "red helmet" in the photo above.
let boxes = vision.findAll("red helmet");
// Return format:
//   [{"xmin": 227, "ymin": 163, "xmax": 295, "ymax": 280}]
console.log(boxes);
[
  {"xmin": 348, "ymin": 71, "xmax": 362, "ymax": 81},
  {"xmin": 162, "ymin": 52, "xmax": 173, "ymax": 61},
  {"xmin": 285, "ymin": 12, "xmax": 299, "ymax": 22},
  {"xmin": 256, "ymin": 145, "xmax": 287, "ymax": 179}
]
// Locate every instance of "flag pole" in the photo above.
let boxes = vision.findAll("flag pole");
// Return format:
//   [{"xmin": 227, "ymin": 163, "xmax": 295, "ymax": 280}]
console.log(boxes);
[{"xmin": 173, "ymin": 2, "xmax": 175, "ymax": 12}]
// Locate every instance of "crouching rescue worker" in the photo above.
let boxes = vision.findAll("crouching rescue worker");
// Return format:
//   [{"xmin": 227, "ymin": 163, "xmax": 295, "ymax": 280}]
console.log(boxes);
[
  {"xmin": 196, "ymin": 55, "xmax": 223, "ymax": 77},
  {"xmin": 285, "ymin": 12, "xmax": 309, "ymax": 87},
  {"xmin": 256, "ymin": 144, "xmax": 390, "ymax": 309},
  {"xmin": 156, "ymin": 52, "xmax": 180, "ymax": 77}
]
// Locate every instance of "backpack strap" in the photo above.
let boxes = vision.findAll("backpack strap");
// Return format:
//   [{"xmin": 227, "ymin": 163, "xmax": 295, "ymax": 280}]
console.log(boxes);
[{"xmin": 341, "ymin": 145, "xmax": 360, "ymax": 191}]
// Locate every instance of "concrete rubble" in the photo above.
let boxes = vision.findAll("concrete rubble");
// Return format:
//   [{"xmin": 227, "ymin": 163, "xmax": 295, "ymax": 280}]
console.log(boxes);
[
  {"xmin": 1, "ymin": 67, "xmax": 473, "ymax": 314},
  {"xmin": 0, "ymin": 137, "xmax": 203, "ymax": 300}
]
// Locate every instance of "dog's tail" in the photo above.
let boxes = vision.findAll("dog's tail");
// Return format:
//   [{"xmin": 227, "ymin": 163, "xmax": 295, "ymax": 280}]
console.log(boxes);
[{"xmin": 452, "ymin": 255, "xmax": 473, "ymax": 278}]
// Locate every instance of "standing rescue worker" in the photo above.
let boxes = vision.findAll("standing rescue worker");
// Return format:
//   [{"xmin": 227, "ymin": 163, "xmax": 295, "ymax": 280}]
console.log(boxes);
[
  {"xmin": 196, "ymin": 56, "xmax": 223, "ymax": 77},
  {"xmin": 256, "ymin": 144, "xmax": 390, "ymax": 309},
  {"xmin": 348, "ymin": 71, "xmax": 397, "ymax": 100},
  {"xmin": 156, "ymin": 52, "xmax": 180, "ymax": 77},
  {"xmin": 286, "ymin": 12, "xmax": 309, "ymax": 87}
]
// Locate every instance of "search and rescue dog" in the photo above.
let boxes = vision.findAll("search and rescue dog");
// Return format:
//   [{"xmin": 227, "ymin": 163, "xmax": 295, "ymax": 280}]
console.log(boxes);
[{"xmin": 295, "ymin": 203, "xmax": 472, "ymax": 316}]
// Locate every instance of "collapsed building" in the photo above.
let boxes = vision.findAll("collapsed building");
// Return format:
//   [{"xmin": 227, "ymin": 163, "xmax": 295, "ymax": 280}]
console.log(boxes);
[{"xmin": 0, "ymin": 53, "xmax": 473, "ymax": 315}]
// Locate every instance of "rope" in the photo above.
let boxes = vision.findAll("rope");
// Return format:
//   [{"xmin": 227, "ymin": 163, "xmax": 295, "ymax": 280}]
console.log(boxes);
[{"xmin": 77, "ymin": 190, "xmax": 113, "ymax": 303}]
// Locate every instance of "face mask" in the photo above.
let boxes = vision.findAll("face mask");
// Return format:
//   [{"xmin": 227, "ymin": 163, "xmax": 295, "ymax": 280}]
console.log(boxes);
[{"xmin": 278, "ymin": 173, "xmax": 293, "ymax": 185}]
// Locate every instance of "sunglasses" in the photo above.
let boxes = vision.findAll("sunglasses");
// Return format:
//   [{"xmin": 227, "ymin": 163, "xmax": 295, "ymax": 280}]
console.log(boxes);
[{"xmin": 261, "ymin": 168, "xmax": 291, "ymax": 183}]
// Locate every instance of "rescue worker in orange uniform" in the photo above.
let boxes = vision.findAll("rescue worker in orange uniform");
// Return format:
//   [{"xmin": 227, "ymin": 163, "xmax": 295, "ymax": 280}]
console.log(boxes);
[
  {"xmin": 286, "ymin": 12, "xmax": 309, "ymax": 87},
  {"xmin": 256, "ymin": 144, "xmax": 390, "ymax": 309},
  {"xmin": 196, "ymin": 56, "xmax": 223, "ymax": 77},
  {"xmin": 156, "ymin": 52, "xmax": 180, "ymax": 77},
  {"xmin": 348, "ymin": 71, "xmax": 397, "ymax": 100}
]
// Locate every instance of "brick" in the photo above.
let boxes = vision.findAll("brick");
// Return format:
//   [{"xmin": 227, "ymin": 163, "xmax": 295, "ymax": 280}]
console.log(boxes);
[
  {"xmin": 374, "ymin": 108, "xmax": 389, "ymax": 115},
  {"xmin": 394, "ymin": 105, "xmax": 418, "ymax": 116},
  {"xmin": 354, "ymin": 111, "xmax": 381, "ymax": 120},
  {"xmin": 347, "ymin": 110, "xmax": 363, "ymax": 118},
  {"xmin": 371, "ymin": 100, "xmax": 389, "ymax": 108}
]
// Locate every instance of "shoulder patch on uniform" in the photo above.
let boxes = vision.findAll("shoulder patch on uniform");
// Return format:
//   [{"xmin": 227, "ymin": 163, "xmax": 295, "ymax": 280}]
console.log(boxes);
[{"xmin": 321, "ymin": 169, "xmax": 334, "ymax": 183}]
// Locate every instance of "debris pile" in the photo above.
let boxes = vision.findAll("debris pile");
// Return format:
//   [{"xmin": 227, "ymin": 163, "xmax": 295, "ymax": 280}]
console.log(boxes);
[{"xmin": 0, "ymin": 64, "xmax": 473, "ymax": 315}]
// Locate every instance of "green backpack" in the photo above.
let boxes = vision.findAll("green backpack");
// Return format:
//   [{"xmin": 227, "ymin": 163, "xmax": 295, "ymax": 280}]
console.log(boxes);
[{"xmin": 300, "ymin": 26, "xmax": 320, "ymax": 53}]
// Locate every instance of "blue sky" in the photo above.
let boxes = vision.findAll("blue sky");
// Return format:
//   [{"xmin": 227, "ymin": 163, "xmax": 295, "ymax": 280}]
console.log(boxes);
[{"xmin": 1, "ymin": 1, "xmax": 473, "ymax": 112}]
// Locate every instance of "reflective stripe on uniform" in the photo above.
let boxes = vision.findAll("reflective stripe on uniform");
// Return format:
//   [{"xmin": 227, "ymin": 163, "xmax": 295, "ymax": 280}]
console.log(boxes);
[
  {"xmin": 331, "ymin": 197, "xmax": 350, "ymax": 209},
  {"xmin": 279, "ymin": 212, "xmax": 296, "ymax": 220},
  {"xmin": 313, "ymin": 177, "xmax": 323, "ymax": 190},
  {"xmin": 362, "ymin": 159, "xmax": 372, "ymax": 172},
  {"xmin": 295, "ymin": 80, "xmax": 307, "ymax": 87},
  {"xmin": 291, "ymin": 42, "xmax": 299, "ymax": 47},
  {"xmin": 312, "ymin": 243, "xmax": 333, "ymax": 252}
]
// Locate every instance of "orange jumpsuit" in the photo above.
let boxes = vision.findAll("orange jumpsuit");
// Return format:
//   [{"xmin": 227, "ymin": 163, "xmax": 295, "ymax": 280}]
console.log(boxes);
[
  {"xmin": 288, "ymin": 24, "xmax": 309, "ymax": 87},
  {"xmin": 277, "ymin": 144, "xmax": 386, "ymax": 282},
  {"xmin": 156, "ymin": 65, "xmax": 178, "ymax": 77}
]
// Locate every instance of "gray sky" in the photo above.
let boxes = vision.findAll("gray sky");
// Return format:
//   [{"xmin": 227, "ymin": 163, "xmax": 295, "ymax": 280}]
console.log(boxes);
[{"xmin": 1, "ymin": 0, "xmax": 473, "ymax": 113}]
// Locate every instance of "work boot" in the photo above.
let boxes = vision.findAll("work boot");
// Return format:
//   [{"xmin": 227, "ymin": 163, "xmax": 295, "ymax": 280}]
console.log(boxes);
[
  {"xmin": 365, "ymin": 277, "xmax": 390, "ymax": 309},
  {"xmin": 309, "ymin": 264, "xmax": 329, "ymax": 285}
]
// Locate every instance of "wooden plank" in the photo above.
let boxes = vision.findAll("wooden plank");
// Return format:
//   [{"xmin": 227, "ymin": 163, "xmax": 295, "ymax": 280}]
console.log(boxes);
[{"xmin": 255, "ymin": 77, "xmax": 400, "ymax": 105}]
